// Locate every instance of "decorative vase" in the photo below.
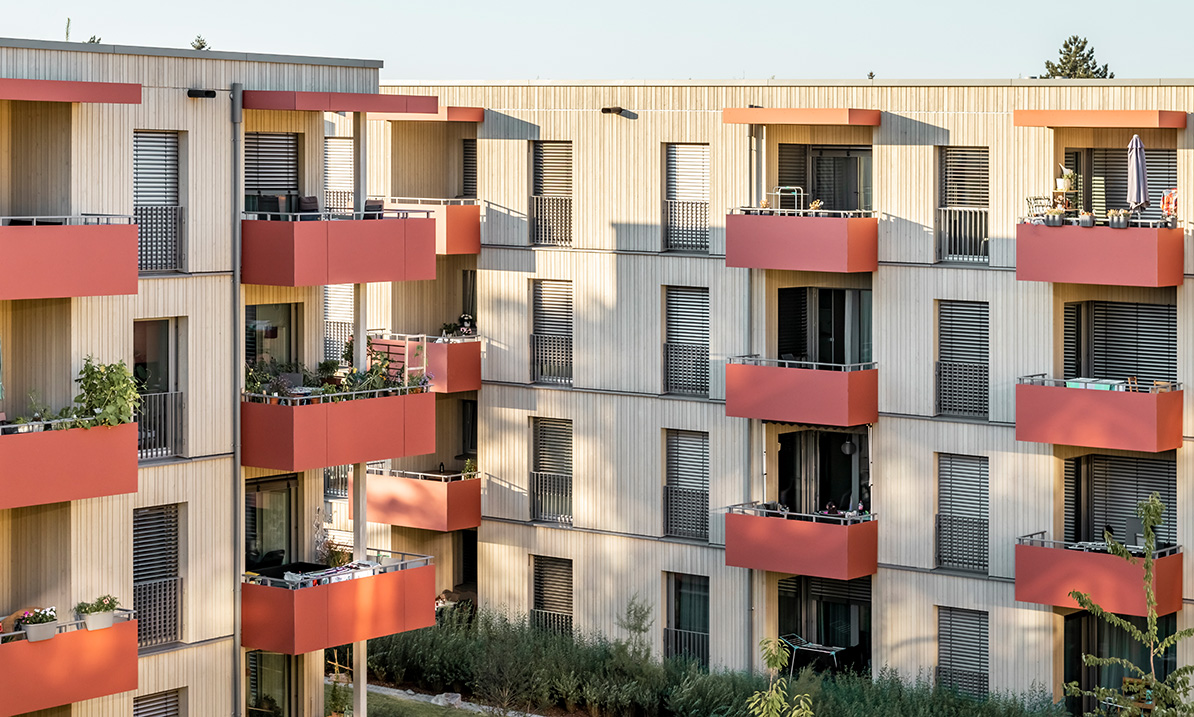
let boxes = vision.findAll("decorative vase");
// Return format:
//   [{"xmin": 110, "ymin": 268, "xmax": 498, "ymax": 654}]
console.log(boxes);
[
  {"xmin": 23, "ymin": 621, "xmax": 58, "ymax": 642},
  {"xmin": 84, "ymin": 611, "xmax": 115, "ymax": 631}
]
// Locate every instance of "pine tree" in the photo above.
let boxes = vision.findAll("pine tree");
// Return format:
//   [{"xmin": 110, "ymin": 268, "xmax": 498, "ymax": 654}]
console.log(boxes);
[
  {"xmin": 191, "ymin": 35, "xmax": 210, "ymax": 51},
  {"xmin": 1043, "ymin": 36, "xmax": 1113, "ymax": 79}
]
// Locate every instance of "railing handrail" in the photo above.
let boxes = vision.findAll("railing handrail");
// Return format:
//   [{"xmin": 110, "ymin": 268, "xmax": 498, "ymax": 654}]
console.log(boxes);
[
  {"xmin": 375, "ymin": 196, "xmax": 480, "ymax": 207},
  {"xmin": 0, "ymin": 413, "xmax": 107, "ymax": 431},
  {"xmin": 731, "ymin": 207, "xmax": 877, "ymax": 218},
  {"xmin": 664, "ymin": 626, "xmax": 710, "ymax": 637},
  {"xmin": 242, "ymin": 550, "xmax": 433, "ymax": 589},
  {"xmin": 0, "ymin": 607, "xmax": 137, "ymax": 641},
  {"xmin": 369, "ymin": 331, "xmax": 482, "ymax": 344},
  {"xmin": 530, "ymin": 193, "xmax": 572, "ymax": 199},
  {"xmin": 727, "ymin": 501, "xmax": 876, "ymax": 524},
  {"xmin": 1017, "ymin": 374, "xmax": 1183, "ymax": 392},
  {"xmin": 1, "ymin": 214, "xmax": 135, "ymax": 224},
  {"xmin": 728, "ymin": 355, "xmax": 877, "ymax": 372},
  {"xmin": 937, "ymin": 205, "xmax": 989, "ymax": 212},
  {"xmin": 367, "ymin": 467, "xmax": 480, "ymax": 482},
  {"xmin": 1015, "ymin": 531, "xmax": 1182, "ymax": 558},
  {"xmin": 937, "ymin": 359, "xmax": 987, "ymax": 368},
  {"xmin": 1017, "ymin": 215, "xmax": 1177, "ymax": 229},
  {"xmin": 242, "ymin": 385, "xmax": 425, "ymax": 405},
  {"xmin": 240, "ymin": 209, "xmax": 431, "ymax": 220}
]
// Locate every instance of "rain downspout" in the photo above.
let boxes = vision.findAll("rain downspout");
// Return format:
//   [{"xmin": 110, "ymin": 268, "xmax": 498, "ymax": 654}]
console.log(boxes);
[
  {"xmin": 745, "ymin": 121, "xmax": 760, "ymax": 670},
  {"xmin": 230, "ymin": 82, "xmax": 244, "ymax": 717}
]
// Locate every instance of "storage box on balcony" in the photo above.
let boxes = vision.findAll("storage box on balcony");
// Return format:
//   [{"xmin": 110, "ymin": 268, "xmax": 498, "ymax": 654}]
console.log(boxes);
[
  {"xmin": 0, "ymin": 619, "xmax": 138, "ymax": 717},
  {"xmin": 1015, "ymin": 381, "xmax": 1182, "ymax": 452},
  {"xmin": 241, "ymin": 391, "xmax": 435, "ymax": 472},
  {"xmin": 725, "ymin": 213, "xmax": 878, "ymax": 273},
  {"xmin": 241, "ymin": 216, "xmax": 435, "ymax": 286},
  {"xmin": 1015, "ymin": 540, "xmax": 1183, "ymax": 617},
  {"xmin": 1016, "ymin": 224, "xmax": 1183, "ymax": 287},
  {"xmin": 241, "ymin": 562, "xmax": 435, "ymax": 655},
  {"xmin": 350, "ymin": 471, "xmax": 481, "ymax": 531},
  {"xmin": 725, "ymin": 508, "xmax": 878, "ymax": 580},
  {"xmin": 0, "ymin": 223, "xmax": 138, "ymax": 300},
  {"xmin": 0, "ymin": 423, "xmax": 138, "ymax": 509},
  {"xmin": 725, "ymin": 361, "xmax": 878, "ymax": 427},
  {"xmin": 386, "ymin": 201, "xmax": 481, "ymax": 255}
]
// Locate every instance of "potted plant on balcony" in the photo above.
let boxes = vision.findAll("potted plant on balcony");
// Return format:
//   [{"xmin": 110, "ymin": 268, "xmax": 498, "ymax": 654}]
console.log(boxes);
[
  {"xmin": 1043, "ymin": 208, "xmax": 1066, "ymax": 227},
  {"xmin": 1078, "ymin": 211, "xmax": 1095, "ymax": 228},
  {"xmin": 74, "ymin": 357, "xmax": 141, "ymax": 427},
  {"xmin": 1108, "ymin": 209, "xmax": 1130, "ymax": 229},
  {"xmin": 808, "ymin": 199, "xmax": 824, "ymax": 217},
  {"xmin": 17, "ymin": 607, "xmax": 58, "ymax": 642},
  {"xmin": 317, "ymin": 359, "xmax": 342, "ymax": 387},
  {"xmin": 265, "ymin": 376, "xmax": 292, "ymax": 405},
  {"xmin": 75, "ymin": 594, "xmax": 120, "ymax": 631}
]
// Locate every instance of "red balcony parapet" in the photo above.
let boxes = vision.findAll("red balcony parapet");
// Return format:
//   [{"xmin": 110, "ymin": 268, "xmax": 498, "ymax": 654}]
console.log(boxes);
[
  {"xmin": 725, "ymin": 358, "xmax": 878, "ymax": 427},
  {"xmin": 0, "ymin": 216, "xmax": 138, "ymax": 300},
  {"xmin": 241, "ymin": 210, "xmax": 435, "ymax": 286},
  {"xmin": 241, "ymin": 555, "xmax": 435, "ymax": 655},
  {"xmin": 350, "ymin": 468, "xmax": 482, "ymax": 532},
  {"xmin": 1016, "ymin": 222, "xmax": 1184, "ymax": 287},
  {"xmin": 0, "ymin": 614, "xmax": 138, "ymax": 716},
  {"xmin": 382, "ymin": 198, "xmax": 481, "ymax": 255},
  {"xmin": 726, "ymin": 210, "xmax": 878, "ymax": 273},
  {"xmin": 1016, "ymin": 377, "xmax": 1182, "ymax": 453},
  {"xmin": 1015, "ymin": 534, "xmax": 1183, "ymax": 617},
  {"xmin": 0, "ymin": 421, "xmax": 138, "ymax": 509},
  {"xmin": 725, "ymin": 503, "xmax": 878, "ymax": 581},
  {"xmin": 240, "ymin": 389, "xmax": 435, "ymax": 472}
]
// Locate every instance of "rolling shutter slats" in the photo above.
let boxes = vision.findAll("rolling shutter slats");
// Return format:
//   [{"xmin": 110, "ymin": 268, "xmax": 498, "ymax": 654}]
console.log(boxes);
[
  {"xmin": 777, "ymin": 288, "xmax": 808, "ymax": 360},
  {"xmin": 1091, "ymin": 455, "xmax": 1176, "ymax": 545},
  {"xmin": 533, "ymin": 418, "xmax": 573, "ymax": 476},
  {"xmin": 666, "ymin": 430, "xmax": 709, "ymax": 492},
  {"xmin": 666, "ymin": 144, "xmax": 710, "ymax": 202},
  {"xmin": 245, "ymin": 132, "xmax": 299, "ymax": 194},
  {"xmin": 939, "ymin": 147, "xmax": 989, "ymax": 208},
  {"xmin": 777, "ymin": 143, "xmax": 807, "ymax": 210},
  {"xmin": 133, "ymin": 690, "xmax": 181, "ymax": 717},
  {"xmin": 809, "ymin": 576, "xmax": 871, "ymax": 603},
  {"xmin": 532, "ymin": 555, "xmax": 573, "ymax": 614},
  {"xmin": 938, "ymin": 301, "xmax": 989, "ymax": 363},
  {"xmin": 938, "ymin": 454, "xmax": 989, "ymax": 517},
  {"xmin": 939, "ymin": 607, "xmax": 989, "ymax": 698},
  {"xmin": 134, "ymin": 132, "xmax": 179, "ymax": 206},
  {"xmin": 1090, "ymin": 301, "xmax": 1176, "ymax": 384},
  {"xmin": 533, "ymin": 141, "xmax": 572, "ymax": 196},
  {"xmin": 533, "ymin": 280, "xmax": 573, "ymax": 336},
  {"xmin": 134, "ymin": 504, "xmax": 179, "ymax": 582},
  {"xmin": 1064, "ymin": 458, "xmax": 1079, "ymax": 542},
  {"xmin": 666, "ymin": 287, "xmax": 709, "ymax": 345},
  {"xmin": 1063, "ymin": 303, "xmax": 1081, "ymax": 380},
  {"xmin": 1091, "ymin": 148, "xmax": 1175, "ymax": 222},
  {"xmin": 323, "ymin": 137, "xmax": 354, "ymax": 211},
  {"xmin": 462, "ymin": 139, "xmax": 477, "ymax": 198}
]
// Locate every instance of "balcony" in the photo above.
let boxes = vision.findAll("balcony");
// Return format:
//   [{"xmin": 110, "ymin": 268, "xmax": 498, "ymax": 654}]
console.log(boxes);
[
  {"xmin": 1016, "ymin": 376, "xmax": 1182, "ymax": 453},
  {"xmin": 530, "ymin": 334, "xmax": 572, "ymax": 386},
  {"xmin": 0, "ymin": 215, "xmax": 138, "ymax": 300},
  {"xmin": 530, "ymin": 195, "xmax": 571, "ymax": 247},
  {"xmin": 382, "ymin": 198, "xmax": 480, "ymax": 255},
  {"xmin": 724, "ymin": 502, "xmax": 878, "ymax": 580},
  {"xmin": 936, "ymin": 207, "xmax": 988, "ymax": 263},
  {"xmin": 665, "ymin": 200, "xmax": 710, "ymax": 253},
  {"xmin": 350, "ymin": 467, "xmax": 481, "ymax": 531},
  {"xmin": 0, "ymin": 613, "xmax": 138, "ymax": 716},
  {"xmin": 725, "ymin": 357, "xmax": 878, "ymax": 427},
  {"xmin": 370, "ymin": 334, "xmax": 481, "ymax": 394},
  {"xmin": 240, "ymin": 209, "xmax": 435, "ymax": 287},
  {"xmin": 240, "ymin": 388, "xmax": 435, "ymax": 472},
  {"xmin": 1016, "ymin": 221, "xmax": 1183, "ymax": 287},
  {"xmin": 1015, "ymin": 533, "xmax": 1183, "ymax": 617},
  {"xmin": 241, "ymin": 553, "xmax": 435, "ymax": 655},
  {"xmin": 0, "ymin": 420, "xmax": 137, "ymax": 509},
  {"xmin": 725, "ymin": 209, "xmax": 878, "ymax": 272},
  {"xmin": 530, "ymin": 471, "xmax": 572, "ymax": 525}
]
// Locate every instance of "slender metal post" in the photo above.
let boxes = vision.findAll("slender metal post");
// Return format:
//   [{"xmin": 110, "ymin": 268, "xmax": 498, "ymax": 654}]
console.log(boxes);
[{"xmin": 230, "ymin": 81, "xmax": 244, "ymax": 717}]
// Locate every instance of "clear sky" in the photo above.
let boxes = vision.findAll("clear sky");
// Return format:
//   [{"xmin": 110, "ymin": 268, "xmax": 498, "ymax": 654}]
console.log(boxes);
[{"xmin": 6, "ymin": 0, "xmax": 1191, "ymax": 81}]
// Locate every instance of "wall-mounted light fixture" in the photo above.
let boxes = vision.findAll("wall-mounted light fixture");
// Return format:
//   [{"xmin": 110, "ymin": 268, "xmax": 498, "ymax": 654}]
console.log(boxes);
[
  {"xmin": 600, "ymin": 106, "xmax": 624, "ymax": 115},
  {"xmin": 187, "ymin": 89, "xmax": 217, "ymax": 99}
]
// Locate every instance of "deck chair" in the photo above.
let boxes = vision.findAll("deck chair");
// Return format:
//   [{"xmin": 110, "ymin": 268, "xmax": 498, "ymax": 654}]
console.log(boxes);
[
  {"xmin": 363, "ymin": 198, "xmax": 384, "ymax": 220},
  {"xmin": 1125, "ymin": 376, "xmax": 1140, "ymax": 392},
  {"xmin": 1025, "ymin": 196, "xmax": 1052, "ymax": 220},
  {"xmin": 1153, "ymin": 380, "xmax": 1173, "ymax": 393},
  {"xmin": 257, "ymin": 194, "xmax": 283, "ymax": 220},
  {"xmin": 295, "ymin": 195, "xmax": 320, "ymax": 221}
]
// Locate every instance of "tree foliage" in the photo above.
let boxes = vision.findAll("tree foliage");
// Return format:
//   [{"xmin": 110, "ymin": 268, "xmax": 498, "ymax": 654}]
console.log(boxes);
[
  {"xmin": 746, "ymin": 639, "xmax": 814, "ymax": 717},
  {"xmin": 1043, "ymin": 36, "xmax": 1113, "ymax": 78},
  {"xmin": 191, "ymin": 35, "xmax": 210, "ymax": 51}
]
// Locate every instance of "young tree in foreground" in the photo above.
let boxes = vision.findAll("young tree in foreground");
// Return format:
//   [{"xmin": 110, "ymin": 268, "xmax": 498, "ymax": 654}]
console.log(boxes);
[
  {"xmin": 1064, "ymin": 493, "xmax": 1194, "ymax": 715},
  {"xmin": 1042, "ymin": 36, "xmax": 1113, "ymax": 79},
  {"xmin": 748, "ymin": 638, "xmax": 814, "ymax": 717}
]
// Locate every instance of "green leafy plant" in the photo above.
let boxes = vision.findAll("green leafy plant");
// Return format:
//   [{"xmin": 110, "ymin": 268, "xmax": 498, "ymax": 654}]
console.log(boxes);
[
  {"xmin": 463, "ymin": 458, "xmax": 477, "ymax": 475},
  {"xmin": 18, "ymin": 607, "xmax": 57, "ymax": 625},
  {"xmin": 74, "ymin": 357, "xmax": 141, "ymax": 427},
  {"xmin": 326, "ymin": 681, "xmax": 351, "ymax": 715},
  {"xmin": 746, "ymin": 639, "xmax": 814, "ymax": 717},
  {"xmin": 75, "ymin": 595, "xmax": 120, "ymax": 615}
]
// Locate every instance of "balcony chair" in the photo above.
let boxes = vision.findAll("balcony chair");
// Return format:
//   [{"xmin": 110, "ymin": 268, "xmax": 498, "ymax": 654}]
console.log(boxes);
[
  {"xmin": 296, "ymin": 195, "xmax": 320, "ymax": 221},
  {"xmin": 363, "ymin": 198, "xmax": 384, "ymax": 220},
  {"xmin": 257, "ymin": 194, "xmax": 283, "ymax": 221},
  {"xmin": 1024, "ymin": 196, "xmax": 1052, "ymax": 223}
]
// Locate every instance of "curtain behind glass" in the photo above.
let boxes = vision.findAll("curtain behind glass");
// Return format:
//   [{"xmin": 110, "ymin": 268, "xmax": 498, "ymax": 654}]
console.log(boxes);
[{"xmin": 672, "ymin": 574, "xmax": 710, "ymax": 633}]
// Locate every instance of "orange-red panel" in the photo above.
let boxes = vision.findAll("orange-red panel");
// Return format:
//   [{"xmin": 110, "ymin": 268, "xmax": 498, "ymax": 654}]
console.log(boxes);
[
  {"xmin": 240, "ymin": 400, "xmax": 328, "ymax": 472},
  {"xmin": 1013, "ymin": 109, "xmax": 1186, "ymax": 129},
  {"xmin": 427, "ymin": 341, "xmax": 481, "ymax": 393},
  {"xmin": 242, "ymin": 218, "xmax": 434, "ymax": 286},
  {"xmin": 373, "ymin": 106, "xmax": 485, "ymax": 123},
  {"xmin": 725, "ymin": 364, "xmax": 878, "ymax": 427},
  {"xmin": 442, "ymin": 204, "xmax": 481, "ymax": 254},
  {"xmin": 722, "ymin": 108, "xmax": 881, "ymax": 126},
  {"xmin": 326, "ymin": 218, "xmax": 406, "ymax": 285},
  {"xmin": 0, "ymin": 77, "xmax": 141, "ymax": 104},
  {"xmin": 1016, "ymin": 384, "xmax": 1183, "ymax": 453},
  {"xmin": 403, "ymin": 392, "xmax": 437, "ymax": 456},
  {"xmin": 0, "ymin": 424, "xmax": 138, "ymax": 509},
  {"xmin": 353, "ymin": 473, "xmax": 482, "ymax": 531},
  {"xmin": 725, "ymin": 214, "xmax": 877, "ymax": 272},
  {"xmin": 242, "ymin": 91, "xmax": 437, "ymax": 114},
  {"xmin": 0, "ymin": 224, "xmax": 138, "ymax": 300},
  {"xmin": 725, "ymin": 513, "xmax": 878, "ymax": 580},
  {"xmin": 404, "ymin": 217, "xmax": 437, "ymax": 280},
  {"xmin": 1016, "ymin": 224, "xmax": 1184, "ymax": 287},
  {"xmin": 241, "ymin": 219, "xmax": 324, "ymax": 286},
  {"xmin": 325, "ymin": 394, "xmax": 409, "ymax": 466},
  {"xmin": 1015, "ymin": 544, "xmax": 1182, "ymax": 616},
  {"xmin": 0, "ymin": 619, "xmax": 138, "ymax": 716}
]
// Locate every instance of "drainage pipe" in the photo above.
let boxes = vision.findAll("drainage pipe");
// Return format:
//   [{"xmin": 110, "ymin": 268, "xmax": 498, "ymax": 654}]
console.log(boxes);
[{"xmin": 230, "ymin": 81, "xmax": 244, "ymax": 717}]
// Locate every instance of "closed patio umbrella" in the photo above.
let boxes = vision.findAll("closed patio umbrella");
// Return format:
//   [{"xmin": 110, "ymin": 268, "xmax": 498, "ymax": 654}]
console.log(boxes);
[{"xmin": 1127, "ymin": 134, "xmax": 1149, "ymax": 213}]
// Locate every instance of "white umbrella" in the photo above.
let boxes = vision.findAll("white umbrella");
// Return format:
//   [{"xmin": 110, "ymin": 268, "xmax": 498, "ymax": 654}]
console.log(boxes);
[{"xmin": 1127, "ymin": 134, "xmax": 1149, "ymax": 213}]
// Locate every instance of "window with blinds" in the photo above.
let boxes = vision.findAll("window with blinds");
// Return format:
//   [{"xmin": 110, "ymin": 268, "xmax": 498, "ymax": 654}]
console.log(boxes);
[
  {"xmin": 324, "ymin": 284, "xmax": 354, "ymax": 363},
  {"xmin": 936, "ymin": 301, "xmax": 989, "ymax": 418},
  {"xmin": 1090, "ymin": 148, "xmax": 1176, "ymax": 222},
  {"xmin": 664, "ymin": 429, "xmax": 709, "ymax": 541},
  {"xmin": 134, "ymin": 131, "xmax": 183, "ymax": 272},
  {"xmin": 134, "ymin": 689, "xmax": 182, "ymax": 717},
  {"xmin": 245, "ymin": 132, "xmax": 299, "ymax": 196},
  {"xmin": 1066, "ymin": 455, "xmax": 1176, "ymax": 545},
  {"xmin": 664, "ymin": 286, "xmax": 710, "ymax": 396},
  {"xmin": 665, "ymin": 572, "xmax": 710, "ymax": 666},
  {"xmin": 133, "ymin": 504, "xmax": 182, "ymax": 647},
  {"xmin": 936, "ymin": 454, "xmax": 989, "ymax": 573},
  {"xmin": 777, "ymin": 287, "xmax": 808, "ymax": 361},
  {"xmin": 531, "ymin": 555, "xmax": 573, "ymax": 635},
  {"xmin": 531, "ymin": 141, "xmax": 572, "ymax": 246},
  {"xmin": 531, "ymin": 280, "xmax": 573, "ymax": 385},
  {"xmin": 323, "ymin": 137, "xmax": 354, "ymax": 213},
  {"xmin": 664, "ymin": 143, "xmax": 710, "ymax": 252},
  {"xmin": 777, "ymin": 143, "xmax": 808, "ymax": 209},
  {"xmin": 462, "ymin": 138, "xmax": 477, "ymax": 198},
  {"xmin": 937, "ymin": 147, "xmax": 989, "ymax": 262},
  {"xmin": 531, "ymin": 417, "xmax": 573, "ymax": 524},
  {"xmin": 938, "ymin": 607, "xmax": 989, "ymax": 698},
  {"xmin": 1089, "ymin": 301, "xmax": 1177, "ymax": 385}
]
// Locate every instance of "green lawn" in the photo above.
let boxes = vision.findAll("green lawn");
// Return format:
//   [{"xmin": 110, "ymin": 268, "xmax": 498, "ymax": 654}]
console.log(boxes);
[{"xmin": 323, "ymin": 684, "xmax": 472, "ymax": 717}]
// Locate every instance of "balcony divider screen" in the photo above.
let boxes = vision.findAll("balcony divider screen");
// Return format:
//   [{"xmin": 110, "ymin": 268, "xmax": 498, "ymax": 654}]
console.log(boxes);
[
  {"xmin": 938, "ymin": 607, "xmax": 989, "ymax": 698},
  {"xmin": 531, "ymin": 555, "xmax": 573, "ymax": 635},
  {"xmin": 664, "ymin": 429, "xmax": 709, "ymax": 541},
  {"xmin": 664, "ymin": 143, "xmax": 710, "ymax": 251},
  {"xmin": 937, "ymin": 147, "xmax": 989, "ymax": 262},
  {"xmin": 531, "ymin": 140, "xmax": 572, "ymax": 246},
  {"xmin": 665, "ymin": 286, "xmax": 710, "ymax": 396},
  {"xmin": 134, "ymin": 130, "xmax": 183, "ymax": 272},
  {"xmin": 777, "ymin": 143, "xmax": 808, "ymax": 209},
  {"xmin": 323, "ymin": 136, "xmax": 354, "ymax": 213},
  {"xmin": 462, "ymin": 138, "xmax": 478, "ymax": 198},
  {"xmin": 532, "ymin": 417, "xmax": 573, "ymax": 524},
  {"xmin": 133, "ymin": 504, "xmax": 182, "ymax": 647},
  {"xmin": 936, "ymin": 453, "xmax": 989, "ymax": 573},
  {"xmin": 531, "ymin": 280, "xmax": 573, "ymax": 385},
  {"xmin": 133, "ymin": 689, "xmax": 182, "ymax": 717},
  {"xmin": 936, "ymin": 300, "xmax": 989, "ymax": 418}
]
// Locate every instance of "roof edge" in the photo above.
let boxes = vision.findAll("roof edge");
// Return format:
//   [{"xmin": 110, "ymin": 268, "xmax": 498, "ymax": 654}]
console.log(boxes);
[
  {"xmin": 0, "ymin": 37, "xmax": 383, "ymax": 69},
  {"xmin": 381, "ymin": 78, "xmax": 1194, "ymax": 88}
]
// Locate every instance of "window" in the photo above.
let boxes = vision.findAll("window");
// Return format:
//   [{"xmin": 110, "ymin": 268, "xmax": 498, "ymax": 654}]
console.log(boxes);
[
  {"xmin": 460, "ymin": 399, "xmax": 478, "ymax": 457},
  {"xmin": 938, "ymin": 607, "xmax": 989, "ymax": 698},
  {"xmin": 936, "ymin": 147, "xmax": 989, "ymax": 262},
  {"xmin": 530, "ymin": 280, "xmax": 573, "ymax": 386},
  {"xmin": 664, "ymin": 286, "xmax": 709, "ymax": 396},
  {"xmin": 133, "ymin": 689, "xmax": 182, "ymax": 717},
  {"xmin": 665, "ymin": 573, "xmax": 710, "ymax": 666},
  {"xmin": 1065, "ymin": 611, "xmax": 1175, "ymax": 714},
  {"xmin": 1065, "ymin": 147, "xmax": 1177, "ymax": 222},
  {"xmin": 776, "ymin": 430, "xmax": 870, "ymax": 514},
  {"xmin": 246, "ymin": 475, "xmax": 298, "ymax": 572},
  {"xmin": 247, "ymin": 651, "xmax": 292, "ymax": 717},
  {"xmin": 462, "ymin": 269, "xmax": 477, "ymax": 319},
  {"xmin": 531, "ymin": 555, "xmax": 573, "ymax": 635},
  {"xmin": 1064, "ymin": 455, "xmax": 1176, "ymax": 545},
  {"xmin": 323, "ymin": 136, "xmax": 354, "ymax": 213},
  {"xmin": 664, "ymin": 429, "xmax": 709, "ymax": 541},
  {"xmin": 133, "ymin": 503, "xmax": 182, "ymax": 648},
  {"xmin": 777, "ymin": 288, "xmax": 872, "ymax": 365},
  {"xmin": 134, "ymin": 131, "xmax": 183, "ymax": 273},
  {"xmin": 462, "ymin": 138, "xmax": 477, "ymax": 198},
  {"xmin": 664, "ymin": 143, "xmax": 710, "ymax": 252},
  {"xmin": 245, "ymin": 132, "xmax": 300, "ymax": 213},
  {"xmin": 531, "ymin": 417, "xmax": 572, "ymax": 524},
  {"xmin": 936, "ymin": 454, "xmax": 989, "ymax": 573},
  {"xmin": 775, "ymin": 144, "xmax": 873, "ymax": 212},
  {"xmin": 936, "ymin": 300, "xmax": 989, "ymax": 418},
  {"xmin": 1064, "ymin": 301, "xmax": 1177, "ymax": 385},
  {"xmin": 247, "ymin": 303, "xmax": 298, "ymax": 367},
  {"xmin": 773, "ymin": 576, "xmax": 873, "ymax": 673},
  {"xmin": 530, "ymin": 140, "xmax": 572, "ymax": 246},
  {"xmin": 134, "ymin": 319, "xmax": 183, "ymax": 461}
]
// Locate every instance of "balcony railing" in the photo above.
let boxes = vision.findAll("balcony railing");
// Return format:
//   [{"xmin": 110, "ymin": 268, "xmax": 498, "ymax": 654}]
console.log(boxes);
[
  {"xmin": 935, "ymin": 361, "xmax": 988, "ymax": 418},
  {"xmin": 531, "ymin": 334, "xmax": 573, "ymax": 386},
  {"xmin": 936, "ymin": 207, "xmax": 988, "ymax": 263},
  {"xmin": 1016, "ymin": 532, "xmax": 1182, "ymax": 558},
  {"xmin": 530, "ymin": 608, "xmax": 574, "ymax": 636},
  {"xmin": 135, "ymin": 205, "xmax": 184, "ymax": 272},
  {"xmin": 378, "ymin": 197, "xmax": 482, "ymax": 254},
  {"xmin": 664, "ymin": 627, "xmax": 710, "ymax": 667},
  {"xmin": 725, "ymin": 207, "xmax": 880, "ymax": 272},
  {"xmin": 1017, "ymin": 375, "xmax": 1183, "ymax": 393},
  {"xmin": 134, "ymin": 576, "xmax": 182, "ymax": 647},
  {"xmin": 242, "ymin": 550, "xmax": 432, "ymax": 590},
  {"xmin": 325, "ymin": 465, "xmax": 351, "ymax": 499},
  {"xmin": 936, "ymin": 666, "xmax": 988, "ymax": 699},
  {"xmin": 530, "ymin": 195, "xmax": 572, "ymax": 246},
  {"xmin": 664, "ymin": 342, "xmax": 710, "ymax": 395},
  {"xmin": 531, "ymin": 471, "xmax": 573, "ymax": 524},
  {"xmin": 935, "ymin": 513, "xmax": 988, "ymax": 572},
  {"xmin": 729, "ymin": 355, "xmax": 877, "ymax": 372},
  {"xmin": 727, "ymin": 502, "xmax": 876, "ymax": 524},
  {"xmin": 136, "ymin": 391, "xmax": 184, "ymax": 461},
  {"xmin": 664, "ymin": 200, "xmax": 709, "ymax": 252},
  {"xmin": 664, "ymin": 485, "xmax": 709, "ymax": 541},
  {"xmin": 1, "ymin": 214, "xmax": 134, "ymax": 226}
]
